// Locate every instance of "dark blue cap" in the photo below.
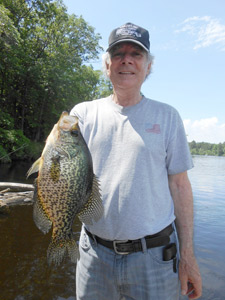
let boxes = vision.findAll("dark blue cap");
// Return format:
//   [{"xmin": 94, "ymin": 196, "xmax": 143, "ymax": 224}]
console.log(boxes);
[{"xmin": 107, "ymin": 22, "xmax": 150, "ymax": 52}]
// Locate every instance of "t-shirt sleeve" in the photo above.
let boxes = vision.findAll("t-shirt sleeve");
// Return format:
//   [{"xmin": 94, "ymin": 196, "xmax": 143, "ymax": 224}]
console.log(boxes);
[{"xmin": 166, "ymin": 110, "xmax": 193, "ymax": 175}]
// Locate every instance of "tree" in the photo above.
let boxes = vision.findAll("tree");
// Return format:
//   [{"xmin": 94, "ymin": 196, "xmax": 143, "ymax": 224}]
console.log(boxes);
[
  {"xmin": 0, "ymin": 0, "xmax": 105, "ymax": 144},
  {"xmin": 189, "ymin": 141, "xmax": 225, "ymax": 156},
  {"xmin": 217, "ymin": 143, "xmax": 224, "ymax": 156}
]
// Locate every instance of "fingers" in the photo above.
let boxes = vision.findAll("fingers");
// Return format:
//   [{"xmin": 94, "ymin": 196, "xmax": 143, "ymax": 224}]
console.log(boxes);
[
  {"xmin": 181, "ymin": 280, "xmax": 202, "ymax": 299},
  {"xmin": 179, "ymin": 258, "xmax": 202, "ymax": 299},
  {"xmin": 187, "ymin": 279, "xmax": 202, "ymax": 299}
]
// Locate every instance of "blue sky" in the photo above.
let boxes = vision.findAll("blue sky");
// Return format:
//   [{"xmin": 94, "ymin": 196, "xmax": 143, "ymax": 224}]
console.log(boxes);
[{"xmin": 63, "ymin": 0, "xmax": 225, "ymax": 143}]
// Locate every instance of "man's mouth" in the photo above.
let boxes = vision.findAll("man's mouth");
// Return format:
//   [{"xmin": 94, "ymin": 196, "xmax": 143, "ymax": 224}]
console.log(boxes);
[{"xmin": 119, "ymin": 71, "xmax": 134, "ymax": 75}]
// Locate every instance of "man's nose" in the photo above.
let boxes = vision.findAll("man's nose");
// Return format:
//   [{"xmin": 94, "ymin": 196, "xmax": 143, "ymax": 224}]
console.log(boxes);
[{"xmin": 121, "ymin": 53, "xmax": 133, "ymax": 64}]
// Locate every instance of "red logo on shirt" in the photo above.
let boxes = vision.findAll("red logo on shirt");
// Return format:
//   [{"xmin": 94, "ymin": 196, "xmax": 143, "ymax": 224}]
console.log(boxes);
[{"xmin": 145, "ymin": 124, "xmax": 161, "ymax": 134}]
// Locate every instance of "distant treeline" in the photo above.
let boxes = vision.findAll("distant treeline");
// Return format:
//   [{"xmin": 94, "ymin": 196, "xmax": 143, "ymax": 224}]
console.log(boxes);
[{"xmin": 189, "ymin": 141, "xmax": 225, "ymax": 156}]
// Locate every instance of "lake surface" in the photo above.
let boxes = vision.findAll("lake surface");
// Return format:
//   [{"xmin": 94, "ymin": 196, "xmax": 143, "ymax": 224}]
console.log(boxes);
[
  {"xmin": 188, "ymin": 156, "xmax": 225, "ymax": 300},
  {"xmin": 0, "ymin": 156, "xmax": 225, "ymax": 300}
]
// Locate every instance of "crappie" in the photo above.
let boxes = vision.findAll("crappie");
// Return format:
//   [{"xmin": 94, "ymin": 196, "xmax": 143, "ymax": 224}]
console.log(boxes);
[{"xmin": 27, "ymin": 112, "xmax": 103, "ymax": 265}]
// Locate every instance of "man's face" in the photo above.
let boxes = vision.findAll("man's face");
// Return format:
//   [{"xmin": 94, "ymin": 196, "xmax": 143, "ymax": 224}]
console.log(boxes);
[{"xmin": 107, "ymin": 42, "xmax": 151, "ymax": 91}]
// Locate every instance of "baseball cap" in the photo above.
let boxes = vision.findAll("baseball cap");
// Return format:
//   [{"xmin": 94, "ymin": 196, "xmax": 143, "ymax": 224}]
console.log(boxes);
[{"xmin": 107, "ymin": 22, "xmax": 150, "ymax": 52}]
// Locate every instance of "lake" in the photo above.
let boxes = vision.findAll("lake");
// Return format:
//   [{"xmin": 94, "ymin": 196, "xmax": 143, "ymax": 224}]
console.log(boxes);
[
  {"xmin": 0, "ymin": 156, "xmax": 225, "ymax": 299},
  {"xmin": 188, "ymin": 156, "xmax": 225, "ymax": 300}
]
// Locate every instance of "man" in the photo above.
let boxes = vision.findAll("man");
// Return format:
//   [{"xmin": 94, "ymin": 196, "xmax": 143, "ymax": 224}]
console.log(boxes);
[{"xmin": 71, "ymin": 22, "xmax": 202, "ymax": 300}]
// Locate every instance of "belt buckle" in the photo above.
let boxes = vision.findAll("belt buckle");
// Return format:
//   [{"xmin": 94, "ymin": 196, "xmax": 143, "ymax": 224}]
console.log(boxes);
[{"xmin": 113, "ymin": 240, "xmax": 130, "ymax": 255}]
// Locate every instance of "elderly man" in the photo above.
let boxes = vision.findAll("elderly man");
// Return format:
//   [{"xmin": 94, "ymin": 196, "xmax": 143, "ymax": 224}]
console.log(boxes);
[{"xmin": 71, "ymin": 22, "xmax": 202, "ymax": 300}]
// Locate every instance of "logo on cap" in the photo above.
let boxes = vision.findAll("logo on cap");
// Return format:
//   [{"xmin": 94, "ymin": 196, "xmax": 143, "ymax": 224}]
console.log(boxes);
[{"xmin": 116, "ymin": 24, "xmax": 141, "ymax": 38}]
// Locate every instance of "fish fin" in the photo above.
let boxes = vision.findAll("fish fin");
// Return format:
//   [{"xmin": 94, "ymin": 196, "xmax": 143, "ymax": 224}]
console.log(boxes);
[
  {"xmin": 78, "ymin": 175, "xmax": 103, "ymax": 225},
  {"xmin": 33, "ymin": 180, "xmax": 52, "ymax": 234},
  {"xmin": 47, "ymin": 236, "xmax": 79, "ymax": 266},
  {"xmin": 27, "ymin": 157, "xmax": 42, "ymax": 178}
]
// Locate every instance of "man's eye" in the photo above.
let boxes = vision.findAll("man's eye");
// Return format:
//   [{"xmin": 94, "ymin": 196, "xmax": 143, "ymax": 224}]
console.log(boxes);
[
  {"xmin": 133, "ymin": 52, "xmax": 142, "ymax": 56},
  {"xmin": 112, "ymin": 52, "xmax": 122, "ymax": 58}
]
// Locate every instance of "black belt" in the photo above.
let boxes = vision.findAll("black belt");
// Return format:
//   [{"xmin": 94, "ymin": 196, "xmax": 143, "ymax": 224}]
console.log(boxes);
[{"xmin": 85, "ymin": 224, "xmax": 173, "ymax": 255}]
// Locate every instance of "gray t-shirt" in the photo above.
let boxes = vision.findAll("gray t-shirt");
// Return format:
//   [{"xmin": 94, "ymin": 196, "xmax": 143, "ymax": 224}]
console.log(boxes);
[{"xmin": 70, "ymin": 95, "xmax": 193, "ymax": 240}]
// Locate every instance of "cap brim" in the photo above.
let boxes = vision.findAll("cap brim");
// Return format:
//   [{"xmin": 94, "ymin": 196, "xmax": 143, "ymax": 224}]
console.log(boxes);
[{"xmin": 106, "ymin": 39, "xmax": 149, "ymax": 52}]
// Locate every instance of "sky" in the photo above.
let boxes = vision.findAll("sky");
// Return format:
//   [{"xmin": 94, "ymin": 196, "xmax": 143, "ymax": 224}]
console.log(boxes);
[{"xmin": 63, "ymin": 0, "xmax": 225, "ymax": 143}]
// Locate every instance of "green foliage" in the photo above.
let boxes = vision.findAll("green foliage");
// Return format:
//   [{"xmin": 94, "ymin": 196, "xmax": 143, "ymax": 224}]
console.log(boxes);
[
  {"xmin": 94, "ymin": 71, "xmax": 113, "ymax": 98},
  {"xmin": 0, "ymin": 0, "xmax": 112, "ymax": 162},
  {"xmin": 0, "ymin": 0, "xmax": 104, "ymax": 136},
  {"xmin": 0, "ymin": 3, "xmax": 21, "ymax": 47},
  {"xmin": 0, "ymin": 110, "xmax": 14, "ymax": 129},
  {"xmin": 0, "ymin": 144, "xmax": 10, "ymax": 163},
  {"xmin": 189, "ymin": 141, "xmax": 225, "ymax": 156},
  {"xmin": 0, "ymin": 128, "xmax": 34, "ymax": 161}
]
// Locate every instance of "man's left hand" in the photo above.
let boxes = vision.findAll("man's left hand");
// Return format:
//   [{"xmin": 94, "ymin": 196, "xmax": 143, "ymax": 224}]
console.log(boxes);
[{"xmin": 179, "ymin": 253, "xmax": 202, "ymax": 299}]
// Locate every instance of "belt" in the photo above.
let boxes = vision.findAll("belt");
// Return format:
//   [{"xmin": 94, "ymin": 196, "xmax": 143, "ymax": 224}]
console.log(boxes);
[{"xmin": 84, "ymin": 224, "xmax": 173, "ymax": 255}]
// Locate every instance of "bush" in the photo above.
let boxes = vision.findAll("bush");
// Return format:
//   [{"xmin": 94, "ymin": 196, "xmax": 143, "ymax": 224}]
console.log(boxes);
[
  {"xmin": 0, "ymin": 145, "xmax": 11, "ymax": 163},
  {"xmin": 0, "ymin": 128, "xmax": 33, "ymax": 161},
  {"xmin": 0, "ymin": 111, "xmax": 14, "ymax": 129}
]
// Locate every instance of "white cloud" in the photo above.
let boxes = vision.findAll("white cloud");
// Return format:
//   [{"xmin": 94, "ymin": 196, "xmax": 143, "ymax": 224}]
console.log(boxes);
[
  {"xmin": 175, "ymin": 16, "xmax": 225, "ymax": 51},
  {"xmin": 183, "ymin": 117, "xmax": 225, "ymax": 143}
]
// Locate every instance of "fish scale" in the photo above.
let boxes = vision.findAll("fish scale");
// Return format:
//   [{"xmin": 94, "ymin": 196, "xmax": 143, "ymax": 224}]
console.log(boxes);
[{"xmin": 27, "ymin": 112, "xmax": 103, "ymax": 266}]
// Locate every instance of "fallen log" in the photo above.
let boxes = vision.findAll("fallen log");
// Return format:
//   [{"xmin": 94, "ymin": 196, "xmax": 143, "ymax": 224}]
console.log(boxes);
[
  {"xmin": 0, "ymin": 182, "xmax": 34, "ymax": 192},
  {"xmin": 0, "ymin": 182, "xmax": 34, "ymax": 211}
]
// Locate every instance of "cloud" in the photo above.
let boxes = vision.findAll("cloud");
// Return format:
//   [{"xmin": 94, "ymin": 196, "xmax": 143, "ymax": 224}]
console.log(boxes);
[
  {"xmin": 175, "ymin": 16, "xmax": 225, "ymax": 51},
  {"xmin": 183, "ymin": 117, "xmax": 225, "ymax": 143}
]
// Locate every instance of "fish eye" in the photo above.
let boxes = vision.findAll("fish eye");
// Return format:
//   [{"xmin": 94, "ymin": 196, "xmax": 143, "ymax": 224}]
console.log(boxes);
[{"xmin": 71, "ymin": 130, "xmax": 79, "ymax": 137}]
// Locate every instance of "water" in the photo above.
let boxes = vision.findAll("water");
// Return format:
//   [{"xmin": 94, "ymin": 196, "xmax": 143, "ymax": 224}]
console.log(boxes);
[
  {"xmin": 0, "ymin": 162, "xmax": 78, "ymax": 300},
  {"xmin": 0, "ymin": 156, "xmax": 225, "ymax": 299},
  {"xmin": 188, "ymin": 156, "xmax": 225, "ymax": 300},
  {"xmin": 0, "ymin": 206, "xmax": 79, "ymax": 300}
]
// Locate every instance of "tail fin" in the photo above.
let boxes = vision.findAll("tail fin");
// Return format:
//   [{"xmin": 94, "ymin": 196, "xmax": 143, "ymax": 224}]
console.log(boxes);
[{"xmin": 47, "ymin": 236, "xmax": 79, "ymax": 266}]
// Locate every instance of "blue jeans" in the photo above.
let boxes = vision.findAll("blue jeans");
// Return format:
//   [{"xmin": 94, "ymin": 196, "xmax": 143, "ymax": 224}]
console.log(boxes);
[{"xmin": 76, "ymin": 225, "xmax": 180, "ymax": 300}]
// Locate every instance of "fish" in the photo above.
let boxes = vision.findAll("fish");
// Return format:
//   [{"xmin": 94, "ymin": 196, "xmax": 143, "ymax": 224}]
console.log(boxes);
[{"xmin": 27, "ymin": 112, "xmax": 103, "ymax": 266}]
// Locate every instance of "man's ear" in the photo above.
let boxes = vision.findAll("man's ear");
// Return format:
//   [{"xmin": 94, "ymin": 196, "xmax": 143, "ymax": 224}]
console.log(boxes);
[
  {"xmin": 147, "ymin": 62, "xmax": 152, "ymax": 75},
  {"xmin": 106, "ymin": 62, "xmax": 110, "ymax": 76}
]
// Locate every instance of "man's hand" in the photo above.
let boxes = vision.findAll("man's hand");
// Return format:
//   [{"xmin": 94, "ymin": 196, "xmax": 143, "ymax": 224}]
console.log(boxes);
[{"xmin": 179, "ymin": 251, "xmax": 202, "ymax": 299}]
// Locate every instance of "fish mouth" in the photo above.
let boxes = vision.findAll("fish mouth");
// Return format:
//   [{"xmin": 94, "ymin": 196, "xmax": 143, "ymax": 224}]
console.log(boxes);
[{"xmin": 58, "ymin": 112, "xmax": 79, "ymax": 131}]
